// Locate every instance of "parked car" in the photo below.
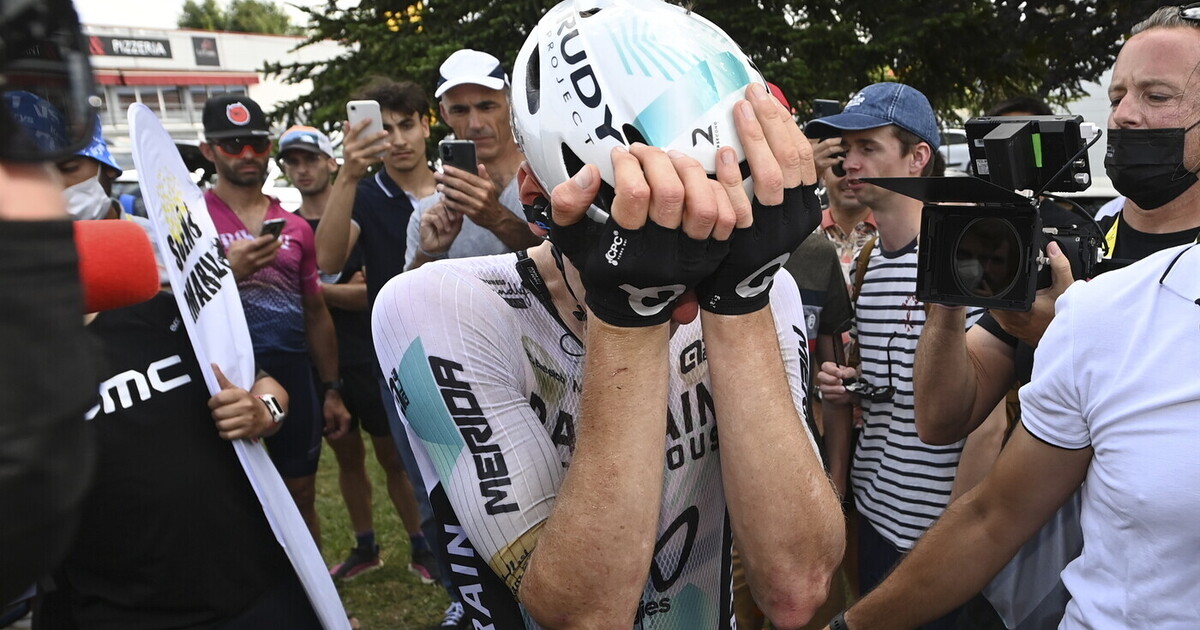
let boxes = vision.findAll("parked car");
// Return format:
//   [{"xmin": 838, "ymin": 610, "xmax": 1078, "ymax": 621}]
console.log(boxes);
[{"xmin": 939, "ymin": 128, "xmax": 970, "ymax": 173}]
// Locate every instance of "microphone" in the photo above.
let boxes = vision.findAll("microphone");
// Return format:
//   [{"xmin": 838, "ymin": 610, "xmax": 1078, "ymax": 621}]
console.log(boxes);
[{"xmin": 74, "ymin": 219, "xmax": 160, "ymax": 312}]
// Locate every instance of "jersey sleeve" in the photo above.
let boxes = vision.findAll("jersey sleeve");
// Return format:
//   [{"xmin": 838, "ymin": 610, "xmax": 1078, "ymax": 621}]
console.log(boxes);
[
  {"xmin": 768, "ymin": 271, "xmax": 822, "ymax": 458},
  {"xmin": 1019, "ymin": 284, "xmax": 1089, "ymax": 449},
  {"xmin": 371, "ymin": 264, "xmax": 564, "ymax": 595}
]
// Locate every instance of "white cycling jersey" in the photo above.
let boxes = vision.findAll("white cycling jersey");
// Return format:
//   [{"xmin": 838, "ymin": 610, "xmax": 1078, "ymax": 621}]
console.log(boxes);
[{"xmin": 372, "ymin": 250, "xmax": 816, "ymax": 629}]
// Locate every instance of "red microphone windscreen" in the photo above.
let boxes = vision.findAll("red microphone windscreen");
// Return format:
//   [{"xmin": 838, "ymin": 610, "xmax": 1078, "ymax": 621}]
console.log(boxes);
[{"xmin": 74, "ymin": 220, "xmax": 160, "ymax": 313}]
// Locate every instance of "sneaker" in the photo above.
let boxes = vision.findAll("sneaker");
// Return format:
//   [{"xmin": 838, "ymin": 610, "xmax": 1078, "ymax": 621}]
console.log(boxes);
[
  {"xmin": 409, "ymin": 547, "xmax": 441, "ymax": 585},
  {"xmin": 329, "ymin": 545, "xmax": 383, "ymax": 580},
  {"xmin": 439, "ymin": 601, "xmax": 465, "ymax": 628}
]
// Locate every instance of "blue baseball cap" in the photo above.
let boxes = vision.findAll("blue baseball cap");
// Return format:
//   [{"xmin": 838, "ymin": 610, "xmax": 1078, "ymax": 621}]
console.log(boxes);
[
  {"xmin": 5, "ymin": 90, "xmax": 67, "ymax": 153},
  {"xmin": 77, "ymin": 114, "xmax": 123, "ymax": 176},
  {"xmin": 805, "ymin": 82, "xmax": 940, "ymax": 150}
]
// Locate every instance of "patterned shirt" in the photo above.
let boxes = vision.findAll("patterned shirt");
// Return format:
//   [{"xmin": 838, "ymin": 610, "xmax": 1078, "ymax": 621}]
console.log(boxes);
[
  {"xmin": 819, "ymin": 208, "xmax": 878, "ymax": 288},
  {"xmin": 207, "ymin": 190, "xmax": 321, "ymax": 355}
]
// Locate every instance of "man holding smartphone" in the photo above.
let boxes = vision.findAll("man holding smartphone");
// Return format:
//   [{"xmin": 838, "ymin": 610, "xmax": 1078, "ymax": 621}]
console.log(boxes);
[
  {"xmin": 404, "ymin": 49, "xmax": 541, "ymax": 270},
  {"xmin": 200, "ymin": 94, "xmax": 351, "ymax": 547},
  {"xmin": 313, "ymin": 79, "xmax": 466, "ymax": 626}
]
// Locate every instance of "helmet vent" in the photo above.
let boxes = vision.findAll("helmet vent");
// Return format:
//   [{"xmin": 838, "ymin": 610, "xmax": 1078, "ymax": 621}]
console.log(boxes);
[
  {"xmin": 562, "ymin": 142, "xmax": 615, "ymax": 212},
  {"xmin": 622, "ymin": 124, "xmax": 647, "ymax": 146},
  {"xmin": 579, "ymin": 7, "xmax": 602, "ymax": 17},
  {"xmin": 561, "ymin": 142, "xmax": 585, "ymax": 178},
  {"xmin": 525, "ymin": 47, "xmax": 541, "ymax": 115}
]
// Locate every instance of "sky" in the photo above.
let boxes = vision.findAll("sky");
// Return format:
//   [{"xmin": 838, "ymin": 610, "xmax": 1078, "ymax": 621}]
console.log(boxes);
[{"xmin": 74, "ymin": 0, "xmax": 353, "ymax": 30}]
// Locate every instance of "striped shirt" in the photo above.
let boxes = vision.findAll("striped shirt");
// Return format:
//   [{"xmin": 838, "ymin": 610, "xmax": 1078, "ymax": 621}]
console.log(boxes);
[{"xmin": 850, "ymin": 239, "xmax": 982, "ymax": 550}]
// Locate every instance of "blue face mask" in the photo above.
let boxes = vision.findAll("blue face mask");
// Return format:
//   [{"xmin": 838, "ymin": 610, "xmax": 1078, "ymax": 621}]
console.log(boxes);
[{"xmin": 1105, "ymin": 121, "xmax": 1200, "ymax": 209}]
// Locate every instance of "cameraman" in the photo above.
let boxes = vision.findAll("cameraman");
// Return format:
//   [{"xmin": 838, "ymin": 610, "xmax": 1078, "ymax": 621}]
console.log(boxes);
[
  {"xmin": 825, "ymin": 6, "xmax": 1200, "ymax": 629},
  {"xmin": 0, "ymin": 0, "xmax": 100, "ymax": 604},
  {"xmin": 913, "ymin": 10, "xmax": 1200, "ymax": 452}
]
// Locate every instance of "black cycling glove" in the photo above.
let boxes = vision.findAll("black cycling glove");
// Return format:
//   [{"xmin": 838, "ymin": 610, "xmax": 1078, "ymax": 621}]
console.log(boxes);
[
  {"xmin": 550, "ymin": 216, "xmax": 728, "ymax": 327},
  {"xmin": 697, "ymin": 183, "xmax": 822, "ymax": 315}
]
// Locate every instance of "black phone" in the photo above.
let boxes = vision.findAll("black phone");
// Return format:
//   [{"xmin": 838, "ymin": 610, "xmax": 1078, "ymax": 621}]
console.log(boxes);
[
  {"xmin": 813, "ymin": 99, "xmax": 842, "ymax": 118},
  {"xmin": 439, "ymin": 139, "xmax": 477, "ymax": 174},
  {"xmin": 261, "ymin": 218, "xmax": 286, "ymax": 239}
]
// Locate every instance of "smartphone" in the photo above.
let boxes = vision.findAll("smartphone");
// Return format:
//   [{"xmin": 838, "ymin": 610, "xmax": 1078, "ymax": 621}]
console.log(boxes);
[
  {"xmin": 439, "ymin": 139, "xmax": 477, "ymax": 174},
  {"xmin": 347, "ymin": 99, "xmax": 385, "ymax": 140},
  {"xmin": 261, "ymin": 218, "xmax": 286, "ymax": 239},
  {"xmin": 813, "ymin": 99, "xmax": 842, "ymax": 119}
]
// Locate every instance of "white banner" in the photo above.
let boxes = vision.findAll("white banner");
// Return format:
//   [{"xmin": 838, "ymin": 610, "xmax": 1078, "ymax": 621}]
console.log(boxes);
[{"xmin": 128, "ymin": 103, "xmax": 349, "ymax": 630}]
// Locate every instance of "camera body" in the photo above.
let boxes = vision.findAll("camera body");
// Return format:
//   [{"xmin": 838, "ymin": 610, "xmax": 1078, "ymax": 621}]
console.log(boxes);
[
  {"xmin": 917, "ymin": 198, "xmax": 1103, "ymax": 311},
  {"xmin": 863, "ymin": 115, "xmax": 1104, "ymax": 312}
]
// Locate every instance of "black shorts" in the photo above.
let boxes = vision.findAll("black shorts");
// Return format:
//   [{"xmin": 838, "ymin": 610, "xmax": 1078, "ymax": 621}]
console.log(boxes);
[
  {"xmin": 258, "ymin": 351, "xmax": 322, "ymax": 478},
  {"xmin": 339, "ymin": 363, "xmax": 391, "ymax": 437}
]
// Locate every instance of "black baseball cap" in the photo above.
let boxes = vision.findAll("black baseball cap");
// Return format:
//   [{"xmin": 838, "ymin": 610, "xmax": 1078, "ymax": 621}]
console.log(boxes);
[{"xmin": 203, "ymin": 94, "xmax": 270, "ymax": 139}]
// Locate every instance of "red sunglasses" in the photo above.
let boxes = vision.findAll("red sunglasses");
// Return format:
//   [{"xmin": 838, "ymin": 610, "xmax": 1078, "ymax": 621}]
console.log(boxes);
[{"xmin": 214, "ymin": 136, "xmax": 271, "ymax": 157}]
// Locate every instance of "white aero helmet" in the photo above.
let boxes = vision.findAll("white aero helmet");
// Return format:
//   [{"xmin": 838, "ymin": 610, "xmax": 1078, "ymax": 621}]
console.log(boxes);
[{"xmin": 511, "ymin": 0, "xmax": 764, "ymax": 215}]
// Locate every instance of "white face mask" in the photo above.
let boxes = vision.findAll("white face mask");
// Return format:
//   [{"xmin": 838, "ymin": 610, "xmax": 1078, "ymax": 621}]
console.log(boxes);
[
  {"xmin": 955, "ymin": 258, "xmax": 985, "ymax": 292},
  {"xmin": 63, "ymin": 174, "xmax": 113, "ymax": 221}
]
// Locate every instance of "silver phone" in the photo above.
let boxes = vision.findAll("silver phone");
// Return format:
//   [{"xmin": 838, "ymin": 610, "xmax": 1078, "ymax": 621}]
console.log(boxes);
[{"xmin": 347, "ymin": 99, "xmax": 385, "ymax": 141}]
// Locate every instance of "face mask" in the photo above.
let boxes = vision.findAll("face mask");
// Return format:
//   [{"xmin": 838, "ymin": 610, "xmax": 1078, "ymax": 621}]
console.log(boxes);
[
  {"xmin": 1105, "ymin": 122, "xmax": 1200, "ymax": 210},
  {"xmin": 63, "ymin": 173, "xmax": 113, "ymax": 221},
  {"xmin": 955, "ymin": 258, "xmax": 984, "ymax": 293}
]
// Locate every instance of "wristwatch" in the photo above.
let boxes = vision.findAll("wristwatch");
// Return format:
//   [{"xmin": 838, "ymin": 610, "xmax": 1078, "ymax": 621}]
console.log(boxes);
[
  {"xmin": 321, "ymin": 379, "xmax": 344, "ymax": 396},
  {"xmin": 256, "ymin": 393, "xmax": 286, "ymax": 424},
  {"xmin": 829, "ymin": 611, "xmax": 852, "ymax": 630}
]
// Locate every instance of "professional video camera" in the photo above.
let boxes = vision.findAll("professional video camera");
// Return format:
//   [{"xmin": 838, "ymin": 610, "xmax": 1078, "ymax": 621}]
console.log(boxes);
[{"xmin": 864, "ymin": 115, "xmax": 1106, "ymax": 311}]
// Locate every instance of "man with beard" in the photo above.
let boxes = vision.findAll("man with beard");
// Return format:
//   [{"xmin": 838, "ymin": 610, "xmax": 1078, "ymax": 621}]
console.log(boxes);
[{"xmin": 200, "ymin": 95, "xmax": 350, "ymax": 545}]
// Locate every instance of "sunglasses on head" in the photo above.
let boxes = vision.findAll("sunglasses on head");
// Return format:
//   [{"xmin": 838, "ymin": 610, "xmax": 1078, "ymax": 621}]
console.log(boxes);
[
  {"xmin": 214, "ymin": 136, "xmax": 271, "ymax": 156},
  {"xmin": 1182, "ymin": 3, "xmax": 1200, "ymax": 21}
]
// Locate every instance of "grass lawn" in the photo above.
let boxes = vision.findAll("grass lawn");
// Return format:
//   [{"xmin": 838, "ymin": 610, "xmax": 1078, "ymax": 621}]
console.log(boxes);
[{"xmin": 315, "ymin": 440, "xmax": 451, "ymax": 630}]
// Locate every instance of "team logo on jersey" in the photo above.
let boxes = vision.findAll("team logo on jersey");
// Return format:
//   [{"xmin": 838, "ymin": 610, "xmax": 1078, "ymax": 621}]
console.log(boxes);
[
  {"xmin": 86, "ymin": 354, "xmax": 192, "ymax": 420},
  {"xmin": 226, "ymin": 102, "xmax": 251, "ymax": 126},
  {"xmin": 679, "ymin": 339, "xmax": 706, "ymax": 375}
]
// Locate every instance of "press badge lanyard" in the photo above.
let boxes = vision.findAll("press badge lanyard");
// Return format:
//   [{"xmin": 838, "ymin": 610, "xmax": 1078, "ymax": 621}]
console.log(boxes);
[{"xmin": 1104, "ymin": 217, "xmax": 1119, "ymax": 259}]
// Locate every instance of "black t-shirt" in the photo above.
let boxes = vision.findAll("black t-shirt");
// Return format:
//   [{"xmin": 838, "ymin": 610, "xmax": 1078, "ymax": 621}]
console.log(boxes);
[
  {"xmin": 304, "ymin": 216, "xmax": 373, "ymax": 367},
  {"xmin": 351, "ymin": 169, "xmax": 416, "ymax": 305},
  {"xmin": 784, "ymin": 234, "xmax": 854, "ymax": 341},
  {"xmin": 977, "ymin": 211, "xmax": 1200, "ymax": 382},
  {"xmin": 63, "ymin": 293, "xmax": 291, "ymax": 629}
]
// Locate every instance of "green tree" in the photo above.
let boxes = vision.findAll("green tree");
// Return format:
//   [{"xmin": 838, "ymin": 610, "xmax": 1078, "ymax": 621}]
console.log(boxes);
[
  {"xmin": 179, "ymin": 0, "xmax": 299, "ymax": 35},
  {"xmin": 266, "ymin": 0, "xmax": 1162, "ymax": 134}
]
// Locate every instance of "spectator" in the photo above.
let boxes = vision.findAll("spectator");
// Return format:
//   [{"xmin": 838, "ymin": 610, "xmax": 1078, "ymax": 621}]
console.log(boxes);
[
  {"xmin": 824, "ymin": 14, "xmax": 1200, "ymax": 627},
  {"xmin": 316, "ymin": 78, "xmax": 437, "ymax": 300},
  {"xmin": 910, "ymin": 9, "xmax": 1200, "ymax": 630},
  {"xmin": 372, "ymin": 2, "xmax": 843, "ymax": 628},
  {"xmin": 809, "ymin": 134, "xmax": 877, "ymax": 287},
  {"xmin": 200, "ymin": 94, "xmax": 350, "ymax": 544},
  {"xmin": 809, "ymin": 82, "xmax": 986, "ymax": 630},
  {"xmin": 37, "ymin": 293, "xmax": 323, "ymax": 629},
  {"xmin": 404, "ymin": 49, "xmax": 541, "ymax": 269},
  {"xmin": 56, "ymin": 115, "xmax": 124, "ymax": 221},
  {"xmin": 312, "ymin": 79, "xmax": 461, "ymax": 625},
  {"xmin": 278, "ymin": 125, "xmax": 440, "ymax": 584}
]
